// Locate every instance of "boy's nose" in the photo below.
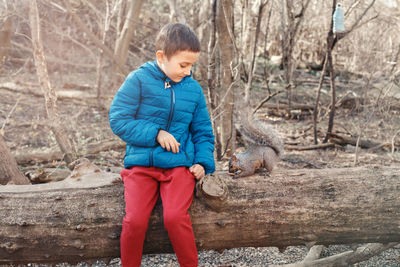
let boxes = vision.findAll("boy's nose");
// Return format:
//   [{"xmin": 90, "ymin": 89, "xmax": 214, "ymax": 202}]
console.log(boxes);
[{"xmin": 184, "ymin": 68, "xmax": 191, "ymax": 76}]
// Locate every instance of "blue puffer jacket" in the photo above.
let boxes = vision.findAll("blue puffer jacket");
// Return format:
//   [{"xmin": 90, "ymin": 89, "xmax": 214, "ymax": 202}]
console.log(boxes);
[{"xmin": 109, "ymin": 60, "xmax": 215, "ymax": 174}]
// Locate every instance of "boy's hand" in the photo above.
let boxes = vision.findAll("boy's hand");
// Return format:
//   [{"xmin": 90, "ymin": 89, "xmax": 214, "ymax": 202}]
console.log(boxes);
[
  {"xmin": 189, "ymin": 164, "xmax": 205, "ymax": 180},
  {"xmin": 157, "ymin": 130, "xmax": 180, "ymax": 153}
]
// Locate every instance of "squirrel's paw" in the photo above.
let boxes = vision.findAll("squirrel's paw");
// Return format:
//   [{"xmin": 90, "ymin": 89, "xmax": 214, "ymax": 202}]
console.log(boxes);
[
  {"xmin": 228, "ymin": 168, "xmax": 239, "ymax": 179},
  {"xmin": 228, "ymin": 169, "xmax": 248, "ymax": 179}
]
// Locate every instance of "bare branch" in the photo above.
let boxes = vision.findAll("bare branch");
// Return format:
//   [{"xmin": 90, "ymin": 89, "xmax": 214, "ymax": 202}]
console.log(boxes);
[
  {"xmin": 62, "ymin": 0, "xmax": 127, "ymax": 75},
  {"xmin": 253, "ymin": 90, "xmax": 284, "ymax": 114},
  {"xmin": 392, "ymin": 129, "xmax": 400, "ymax": 155},
  {"xmin": 29, "ymin": 0, "xmax": 76, "ymax": 166}
]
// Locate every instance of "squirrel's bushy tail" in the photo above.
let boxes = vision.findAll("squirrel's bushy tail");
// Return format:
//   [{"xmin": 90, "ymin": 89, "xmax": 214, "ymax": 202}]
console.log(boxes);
[{"xmin": 236, "ymin": 101, "xmax": 284, "ymax": 157}]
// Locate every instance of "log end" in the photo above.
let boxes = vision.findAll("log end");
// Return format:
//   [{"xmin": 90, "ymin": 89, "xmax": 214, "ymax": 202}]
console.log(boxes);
[{"xmin": 196, "ymin": 174, "xmax": 228, "ymax": 212}]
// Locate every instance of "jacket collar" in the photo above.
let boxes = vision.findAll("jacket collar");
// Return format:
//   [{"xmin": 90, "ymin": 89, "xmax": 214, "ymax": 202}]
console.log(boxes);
[{"xmin": 142, "ymin": 60, "xmax": 192, "ymax": 84}]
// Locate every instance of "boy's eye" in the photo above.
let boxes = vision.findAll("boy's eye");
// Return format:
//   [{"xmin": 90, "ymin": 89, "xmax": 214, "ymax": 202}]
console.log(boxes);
[{"xmin": 180, "ymin": 64, "xmax": 188, "ymax": 68}]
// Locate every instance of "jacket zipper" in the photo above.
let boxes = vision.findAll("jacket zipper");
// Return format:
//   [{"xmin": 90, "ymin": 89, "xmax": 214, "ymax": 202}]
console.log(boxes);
[
  {"xmin": 149, "ymin": 81, "xmax": 175, "ymax": 166},
  {"xmin": 166, "ymin": 82, "xmax": 175, "ymax": 131},
  {"xmin": 165, "ymin": 82, "xmax": 188, "ymax": 160}
]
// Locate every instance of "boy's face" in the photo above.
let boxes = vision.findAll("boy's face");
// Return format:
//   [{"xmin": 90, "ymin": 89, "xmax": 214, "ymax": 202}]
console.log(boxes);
[{"xmin": 156, "ymin": 50, "xmax": 200, "ymax": 83}]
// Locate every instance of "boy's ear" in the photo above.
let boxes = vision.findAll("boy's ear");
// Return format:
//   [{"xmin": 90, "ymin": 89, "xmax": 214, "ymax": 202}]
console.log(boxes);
[{"xmin": 156, "ymin": 50, "xmax": 165, "ymax": 64}]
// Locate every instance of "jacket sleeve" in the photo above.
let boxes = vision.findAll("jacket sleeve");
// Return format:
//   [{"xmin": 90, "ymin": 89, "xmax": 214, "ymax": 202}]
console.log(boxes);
[
  {"xmin": 109, "ymin": 72, "xmax": 161, "ymax": 147},
  {"xmin": 190, "ymin": 90, "xmax": 216, "ymax": 174}
]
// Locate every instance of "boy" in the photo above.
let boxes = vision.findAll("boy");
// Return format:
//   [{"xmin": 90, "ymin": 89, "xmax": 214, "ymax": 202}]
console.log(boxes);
[{"xmin": 109, "ymin": 23, "xmax": 215, "ymax": 267}]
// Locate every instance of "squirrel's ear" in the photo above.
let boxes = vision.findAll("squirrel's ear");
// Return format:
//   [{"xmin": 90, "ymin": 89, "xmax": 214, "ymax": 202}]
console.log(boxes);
[{"xmin": 232, "ymin": 154, "xmax": 237, "ymax": 160}]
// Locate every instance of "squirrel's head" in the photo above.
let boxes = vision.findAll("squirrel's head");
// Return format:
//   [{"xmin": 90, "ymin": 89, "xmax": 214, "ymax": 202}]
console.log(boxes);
[{"xmin": 228, "ymin": 154, "xmax": 244, "ymax": 177}]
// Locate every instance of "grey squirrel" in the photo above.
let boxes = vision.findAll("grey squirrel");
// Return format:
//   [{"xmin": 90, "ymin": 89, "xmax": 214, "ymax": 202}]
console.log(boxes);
[{"xmin": 228, "ymin": 100, "xmax": 284, "ymax": 178}]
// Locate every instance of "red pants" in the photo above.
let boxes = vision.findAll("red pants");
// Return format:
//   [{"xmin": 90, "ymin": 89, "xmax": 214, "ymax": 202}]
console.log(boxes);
[{"xmin": 120, "ymin": 166, "xmax": 197, "ymax": 267}]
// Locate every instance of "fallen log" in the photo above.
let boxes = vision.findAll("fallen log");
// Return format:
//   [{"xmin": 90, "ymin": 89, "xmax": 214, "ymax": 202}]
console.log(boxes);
[
  {"xmin": 0, "ymin": 165, "xmax": 399, "ymax": 264},
  {"xmin": 328, "ymin": 132, "xmax": 400, "ymax": 151},
  {"xmin": 25, "ymin": 168, "xmax": 71, "ymax": 183},
  {"xmin": 14, "ymin": 140, "xmax": 125, "ymax": 165},
  {"xmin": 285, "ymin": 143, "xmax": 336, "ymax": 151},
  {"xmin": 0, "ymin": 82, "xmax": 113, "ymax": 107},
  {"xmin": 0, "ymin": 82, "xmax": 94, "ymax": 100},
  {"xmin": 328, "ymin": 133, "xmax": 382, "ymax": 149}
]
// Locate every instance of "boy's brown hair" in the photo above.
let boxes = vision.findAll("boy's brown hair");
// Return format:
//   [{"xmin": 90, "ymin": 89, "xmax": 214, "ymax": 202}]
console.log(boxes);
[{"xmin": 155, "ymin": 23, "xmax": 200, "ymax": 59}]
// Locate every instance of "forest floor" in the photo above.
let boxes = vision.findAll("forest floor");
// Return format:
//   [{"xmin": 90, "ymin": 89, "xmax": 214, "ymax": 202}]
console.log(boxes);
[
  {"xmin": 1, "ymin": 69, "xmax": 399, "ymax": 173},
  {"xmin": 1, "ymin": 68, "xmax": 400, "ymax": 266}
]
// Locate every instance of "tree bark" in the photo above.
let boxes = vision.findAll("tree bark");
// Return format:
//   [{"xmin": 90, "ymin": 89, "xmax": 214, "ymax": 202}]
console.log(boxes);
[
  {"xmin": 95, "ymin": 0, "xmax": 113, "ymax": 108},
  {"xmin": 112, "ymin": 0, "xmax": 144, "ymax": 83},
  {"xmin": 207, "ymin": 0, "xmax": 221, "ymax": 160},
  {"xmin": 0, "ymin": 135, "xmax": 30, "ymax": 185},
  {"xmin": 1, "ymin": 166, "xmax": 399, "ymax": 264},
  {"xmin": 29, "ymin": 0, "xmax": 76, "ymax": 166},
  {"xmin": 217, "ymin": 0, "xmax": 235, "ymax": 158},
  {"xmin": 197, "ymin": 0, "xmax": 210, "ymax": 83},
  {"xmin": 0, "ymin": 16, "xmax": 12, "ymax": 74},
  {"xmin": 281, "ymin": 0, "xmax": 311, "ymax": 111},
  {"xmin": 313, "ymin": 53, "xmax": 329, "ymax": 144},
  {"xmin": 322, "ymin": 0, "xmax": 337, "ymax": 143}
]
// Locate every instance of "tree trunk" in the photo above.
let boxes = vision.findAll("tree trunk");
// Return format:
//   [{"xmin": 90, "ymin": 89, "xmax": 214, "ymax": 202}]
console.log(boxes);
[
  {"xmin": 0, "ymin": 16, "xmax": 12, "ymax": 74},
  {"xmin": 95, "ymin": 0, "xmax": 113, "ymax": 108},
  {"xmin": 29, "ymin": 0, "xmax": 76, "ymax": 166},
  {"xmin": 281, "ymin": 0, "xmax": 311, "ymax": 112},
  {"xmin": 313, "ymin": 53, "xmax": 329, "ymax": 144},
  {"xmin": 217, "ymin": 0, "xmax": 234, "ymax": 158},
  {"xmin": 0, "ymin": 135, "xmax": 30, "ymax": 185},
  {"xmin": 322, "ymin": 0, "xmax": 337, "ymax": 143},
  {"xmin": 1, "ymin": 166, "xmax": 399, "ymax": 264},
  {"xmin": 112, "ymin": 0, "xmax": 144, "ymax": 84},
  {"xmin": 207, "ymin": 0, "xmax": 221, "ymax": 159},
  {"xmin": 197, "ymin": 0, "xmax": 210, "ymax": 83}
]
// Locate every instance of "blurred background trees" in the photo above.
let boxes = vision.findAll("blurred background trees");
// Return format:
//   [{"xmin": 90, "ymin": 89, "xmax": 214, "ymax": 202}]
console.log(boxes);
[{"xmin": 0, "ymin": 0, "xmax": 399, "ymax": 161}]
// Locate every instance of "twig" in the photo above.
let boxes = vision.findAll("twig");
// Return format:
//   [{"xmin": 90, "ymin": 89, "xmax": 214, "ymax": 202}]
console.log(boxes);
[
  {"xmin": 392, "ymin": 129, "xmax": 400, "ymax": 155},
  {"xmin": 344, "ymin": 0, "xmax": 362, "ymax": 17},
  {"xmin": 211, "ymin": 109, "xmax": 226, "ymax": 123},
  {"xmin": 45, "ymin": 159, "xmax": 65, "ymax": 180},
  {"xmin": 211, "ymin": 62, "xmax": 240, "ymax": 116},
  {"xmin": 0, "ymin": 94, "xmax": 21, "ymax": 136},
  {"xmin": 253, "ymin": 90, "xmax": 284, "ymax": 114},
  {"xmin": 354, "ymin": 134, "xmax": 361, "ymax": 166}
]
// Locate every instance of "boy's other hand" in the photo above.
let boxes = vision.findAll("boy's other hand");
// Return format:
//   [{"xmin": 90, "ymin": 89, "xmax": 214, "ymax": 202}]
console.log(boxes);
[
  {"xmin": 157, "ymin": 130, "xmax": 180, "ymax": 153},
  {"xmin": 189, "ymin": 164, "xmax": 205, "ymax": 180}
]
